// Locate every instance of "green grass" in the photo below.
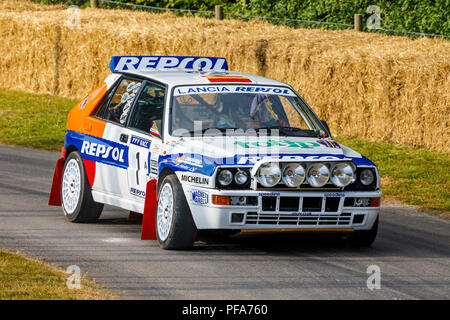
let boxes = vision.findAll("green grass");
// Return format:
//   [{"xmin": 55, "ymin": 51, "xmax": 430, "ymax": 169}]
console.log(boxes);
[
  {"xmin": 0, "ymin": 88, "xmax": 76, "ymax": 150},
  {"xmin": 0, "ymin": 249, "xmax": 118, "ymax": 299},
  {"xmin": 0, "ymin": 88, "xmax": 448, "ymax": 212},
  {"xmin": 336, "ymin": 137, "xmax": 450, "ymax": 212}
]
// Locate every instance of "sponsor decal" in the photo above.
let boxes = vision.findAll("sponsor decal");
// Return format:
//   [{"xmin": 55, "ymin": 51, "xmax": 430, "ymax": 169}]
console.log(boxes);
[
  {"xmin": 130, "ymin": 136, "xmax": 151, "ymax": 149},
  {"xmin": 235, "ymin": 140, "xmax": 321, "ymax": 149},
  {"xmin": 77, "ymin": 137, "xmax": 128, "ymax": 169},
  {"xmin": 192, "ymin": 190, "xmax": 209, "ymax": 205},
  {"xmin": 150, "ymin": 121, "xmax": 161, "ymax": 138},
  {"xmin": 317, "ymin": 139, "xmax": 342, "ymax": 149},
  {"xmin": 150, "ymin": 160, "xmax": 158, "ymax": 175},
  {"xmin": 109, "ymin": 56, "xmax": 228, "ymax": 72},
  {"xmin": 176, "ymin": 154, "xmax": 203, "ymax": 167},
  {"xmin": 181, "ymin": 174, "xmax": 209, "ymax": 185},
  {"xmin": 175, "ymin": 154, "xmax": 185, "ymax": 164},
  {"xmin": 130, "ymin": 187, "xmax": 146, "ymax": 198},
  {"xmin": 174, "ymin": 85, "xmax": 295, "ymax": 97},
  {"xmin": 151, "ymin": 143, "xmax": 161, "ymax": 153},
  {"xmin": 295, "ymin": 212, "xmax": 312, "ymax": 216},
  {"xmin": 237, "ymin": 155, "xmax": 346, "ymax": 165},
  {"xmin": 324, "ymin": 192, "xmax": 345, "ymax": 197},
  {"xmin": 176, "ymin": 164, "xmax": 197, "ymax": 172},
  {"xmin": 258, "ymin": 192, "xmax": 281, "ymax": 197}
]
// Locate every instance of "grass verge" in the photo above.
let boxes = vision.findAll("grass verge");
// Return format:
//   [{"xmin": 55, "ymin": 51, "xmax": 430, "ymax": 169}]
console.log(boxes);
[
  {"xmin": 0, "ymin": 88, "xmax": 448, "ymax": 213},
  {"xmin": 0, "ymin": 249, "xmax": 118, "ymax": 299},
  {"xmin": 336, "ymin": 137, "xmax": 450, "ymax": 212},
  {"xmin": 0, "ymin": 88, "xmax": 76, "ymax": 150}
]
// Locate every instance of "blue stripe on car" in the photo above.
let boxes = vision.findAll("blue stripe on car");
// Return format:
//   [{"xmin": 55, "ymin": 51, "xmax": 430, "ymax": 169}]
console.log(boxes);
[{"xmin": 65, "ymin": 130, "xmax": 129, "ymax": 169}]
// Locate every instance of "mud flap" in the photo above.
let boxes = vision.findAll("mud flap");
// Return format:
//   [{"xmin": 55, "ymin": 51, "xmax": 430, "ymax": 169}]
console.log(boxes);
[
  {"xmin": 48, "ymin": 157, "xmax": 65, "ymax": 206},
  {"xmin": 141, "ymin": 179, "xmax": 157, "ymax": 240}
]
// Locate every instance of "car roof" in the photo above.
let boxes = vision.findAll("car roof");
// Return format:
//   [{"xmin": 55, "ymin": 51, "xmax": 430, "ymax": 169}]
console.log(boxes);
[{"xmin": 119, "ymin": 70, "xmax": 289, "ymax": 87}]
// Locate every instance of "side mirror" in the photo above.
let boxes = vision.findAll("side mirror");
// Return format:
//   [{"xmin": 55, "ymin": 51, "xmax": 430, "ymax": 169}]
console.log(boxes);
[{"xmin": 320, "ymin": 120, "xmax": 332, "ymax": 138}]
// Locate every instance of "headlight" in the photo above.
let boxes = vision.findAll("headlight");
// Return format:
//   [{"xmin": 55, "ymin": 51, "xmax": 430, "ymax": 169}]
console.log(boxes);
[
  {"xmin": 257, "ymin": 162, "xmax": 281, "ymax": 187},
  {"xmin": 282, "ymin": 163, "xmax": 305, "ymax": 187},
  {"xmin": 234, "ymin": 170, "xmax": 249, "ymax": 185},
  {"xmin": 360, "ymin": 169, "xmax": 375, "ymax": 186},
  {"xmin": 218, "ymin": 169, "xmax": 233, "ymax": 186},
  {"xmin": 307, "ymin": 163, "xmax": 329, "ymax": 187},
  {"xmin": 331, "ymin": 162, "xmax": 355, "ymax": 187}
]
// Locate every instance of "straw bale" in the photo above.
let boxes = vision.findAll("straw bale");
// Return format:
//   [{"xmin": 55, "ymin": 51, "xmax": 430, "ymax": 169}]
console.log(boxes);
[{"xmin": 0, "ymin": 0, "xmax": 448, "ymax": 152}]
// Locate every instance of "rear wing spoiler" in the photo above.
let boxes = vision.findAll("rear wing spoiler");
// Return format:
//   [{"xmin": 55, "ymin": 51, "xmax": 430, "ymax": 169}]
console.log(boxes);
[{"xmin": 109, "ymin": 56, "xmax": 228, "ymax": 72}]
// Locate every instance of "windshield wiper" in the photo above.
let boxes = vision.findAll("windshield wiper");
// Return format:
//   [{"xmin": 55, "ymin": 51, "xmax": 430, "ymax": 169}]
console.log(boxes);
[
  {"xmin": 255, "ymin": 126, "xmax": 322, "ymax": 138},
  {"xmin": 186, "ymin": 127, "xmax": 243, "ymax": 136},
  {"xmin": 183, "ymin": 126, "xmax": 321, "ymax": 138}
]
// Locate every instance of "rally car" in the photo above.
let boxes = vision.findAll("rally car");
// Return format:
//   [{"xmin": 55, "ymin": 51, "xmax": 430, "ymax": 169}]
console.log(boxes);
[{"xmin": 49, "ymin": 55, "xmax": 381, "ymax": 249}]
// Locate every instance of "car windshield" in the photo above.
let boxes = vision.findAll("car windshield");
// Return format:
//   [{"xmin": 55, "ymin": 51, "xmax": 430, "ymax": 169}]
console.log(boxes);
[{"xmin": 170, "ymin": 85, "xmax": 326, "ymax": 137}]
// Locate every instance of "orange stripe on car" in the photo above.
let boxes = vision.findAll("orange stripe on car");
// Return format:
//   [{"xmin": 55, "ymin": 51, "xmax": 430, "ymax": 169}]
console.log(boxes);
[{"xmin": 66, "ymin": 81, "xmax": 108, "ymax": 138}]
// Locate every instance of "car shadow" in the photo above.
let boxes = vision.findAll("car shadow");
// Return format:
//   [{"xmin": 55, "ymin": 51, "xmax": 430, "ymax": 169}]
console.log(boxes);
[{"xmin": 93, "ymin": 213, "xmax": 450, "ymax": 259}]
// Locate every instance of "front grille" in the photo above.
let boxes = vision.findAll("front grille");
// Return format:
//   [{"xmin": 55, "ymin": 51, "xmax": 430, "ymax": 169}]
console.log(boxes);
[
  {"xmin": 245, "ymin": 212, "xmax": 352, "ymax": 226},
  {"xmin": 242, "ymin": 195, "xmax": 351, "ymax": 227},
  {"xmin": 302, "ymin": 197, "xmax": 322, "ymax": 212},
  {"xmin": 261, "ymin": 196, "xmax": 277, "ymax": 211},
  {"xmin": 279, "ymin": 197, "xmax": 299, "ymax": 211},
  {"xmin": 261, "ymin": 196, "xmax": 342, "ymax": 213}
]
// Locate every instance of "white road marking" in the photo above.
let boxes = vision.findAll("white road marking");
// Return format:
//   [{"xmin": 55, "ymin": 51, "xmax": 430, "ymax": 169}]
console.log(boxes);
[{"xmin": 102, "ymin": 237, "xmax": 130, "ymax": 243}]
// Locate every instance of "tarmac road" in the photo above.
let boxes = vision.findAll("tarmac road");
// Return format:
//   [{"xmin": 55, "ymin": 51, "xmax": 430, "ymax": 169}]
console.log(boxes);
[{"xmin": 0, "ymin": 144, "xmax": 449, "ymax": 299}]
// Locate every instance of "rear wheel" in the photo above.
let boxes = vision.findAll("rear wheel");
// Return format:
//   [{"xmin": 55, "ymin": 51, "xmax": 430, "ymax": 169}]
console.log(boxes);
[
  {"xmin": 347, "ymin": 217, "xmax": 378, "ymax": 247},
  {"xmin": 61, "ymin": 151, "xmax": 103, "ymax": 222},
  {"xmin": 156, "ymin": 174, "xmax": 197, "ymax": 250}
]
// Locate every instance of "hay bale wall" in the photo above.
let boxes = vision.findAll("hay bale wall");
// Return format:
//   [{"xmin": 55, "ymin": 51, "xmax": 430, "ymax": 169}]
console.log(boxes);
[{"xmin": 0, "ymin": 1, "xmax": 449, "ymax": 152}]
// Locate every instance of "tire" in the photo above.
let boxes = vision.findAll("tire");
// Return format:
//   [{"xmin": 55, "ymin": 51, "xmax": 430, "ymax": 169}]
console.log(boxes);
[
  {"xmin": 61, "ymin": 151, "xmax": 103, "ymax": 222},
  {"xmin": 347, "ymin": 216, "xmax": 378, "ymax": 247},
  {"xmin": 156, "ymin": 174, "xmax": 197, "ymax": 250}
]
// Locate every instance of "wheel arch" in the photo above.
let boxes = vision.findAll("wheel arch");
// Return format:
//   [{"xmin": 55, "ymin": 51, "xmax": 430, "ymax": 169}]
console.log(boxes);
[
  {"xmin": 157, "ymin": 166, "xmax": 176, "ymax": 193},
  {"xmin": 64, "ymin": 145, "xmax": 96, "ymax": 188},
  {"xmin": 65, "ymin": 145, "xmax": 79, "ymax": 160}
]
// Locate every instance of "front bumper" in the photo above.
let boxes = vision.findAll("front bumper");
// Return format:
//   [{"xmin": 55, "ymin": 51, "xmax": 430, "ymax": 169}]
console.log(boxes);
[{"xmin": 184, "ymin": 187, "xmax": 381, "ymax": 231}]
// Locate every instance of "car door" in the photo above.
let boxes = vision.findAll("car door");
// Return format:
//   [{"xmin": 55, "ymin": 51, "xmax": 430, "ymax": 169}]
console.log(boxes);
[
  {"xmin": 91, "ymin": 76, "xmax": 143, "ymax": 200},
  {"xmin": 124, "ymin": 80, "xmax": 165, "ymax": 202}
]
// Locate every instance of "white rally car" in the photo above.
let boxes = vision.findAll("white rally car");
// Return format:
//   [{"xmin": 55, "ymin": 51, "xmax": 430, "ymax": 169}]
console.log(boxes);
[{"xmin": 49, "ymin": 56, "xmax": 381, "ymax": 249}]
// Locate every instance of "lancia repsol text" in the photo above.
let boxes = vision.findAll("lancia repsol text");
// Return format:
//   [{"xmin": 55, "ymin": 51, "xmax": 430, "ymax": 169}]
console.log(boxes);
[{"xmin": 181, "ymin": 174, "xmax": 209, "ymax": 185}]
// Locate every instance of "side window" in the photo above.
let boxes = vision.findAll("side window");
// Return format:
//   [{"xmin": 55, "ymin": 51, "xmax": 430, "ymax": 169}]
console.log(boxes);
[
  {"xmin": 128, "ymin": 82, "xmax": 165, "ymax": 134},
  {"xmin": 103, "ymin": 78, "xmax": 142, "ymax": 125}
]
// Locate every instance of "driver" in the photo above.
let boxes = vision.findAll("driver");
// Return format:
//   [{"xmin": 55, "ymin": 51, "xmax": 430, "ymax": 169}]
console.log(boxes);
[
  {"xmin": 215, "ymin": 98, "xmax": 237, "ymax": 128},
  {"xmin": 214, "ymin": 93, "xmax": 255, "ymax": 129}
]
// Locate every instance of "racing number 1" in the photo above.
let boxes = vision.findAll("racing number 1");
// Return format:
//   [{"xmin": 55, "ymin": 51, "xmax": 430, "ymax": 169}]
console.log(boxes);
[{"xmin": 136, "ymin": 152, "xmax": 140, "ymax": 185}]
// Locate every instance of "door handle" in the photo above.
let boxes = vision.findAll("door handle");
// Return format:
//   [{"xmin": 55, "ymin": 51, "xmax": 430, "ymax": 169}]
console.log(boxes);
[{"xmin": 120, "ymin": 133, "xmax": 129, "ymax": 143}]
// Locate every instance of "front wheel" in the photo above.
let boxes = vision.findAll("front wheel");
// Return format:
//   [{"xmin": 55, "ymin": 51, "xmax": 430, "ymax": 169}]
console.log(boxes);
[
  {"xmin": 61, "ymin": 151, "xmax": 103, "ymax": 222},
  {"xmin": 156, "ymin": 174, "xmax": 197, "ymax": 250}
]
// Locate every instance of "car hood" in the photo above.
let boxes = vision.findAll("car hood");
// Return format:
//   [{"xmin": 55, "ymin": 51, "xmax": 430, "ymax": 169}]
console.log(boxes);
[{"xmin": 160, "ymin": 136, "xmax": 375, "ymax": 176}]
